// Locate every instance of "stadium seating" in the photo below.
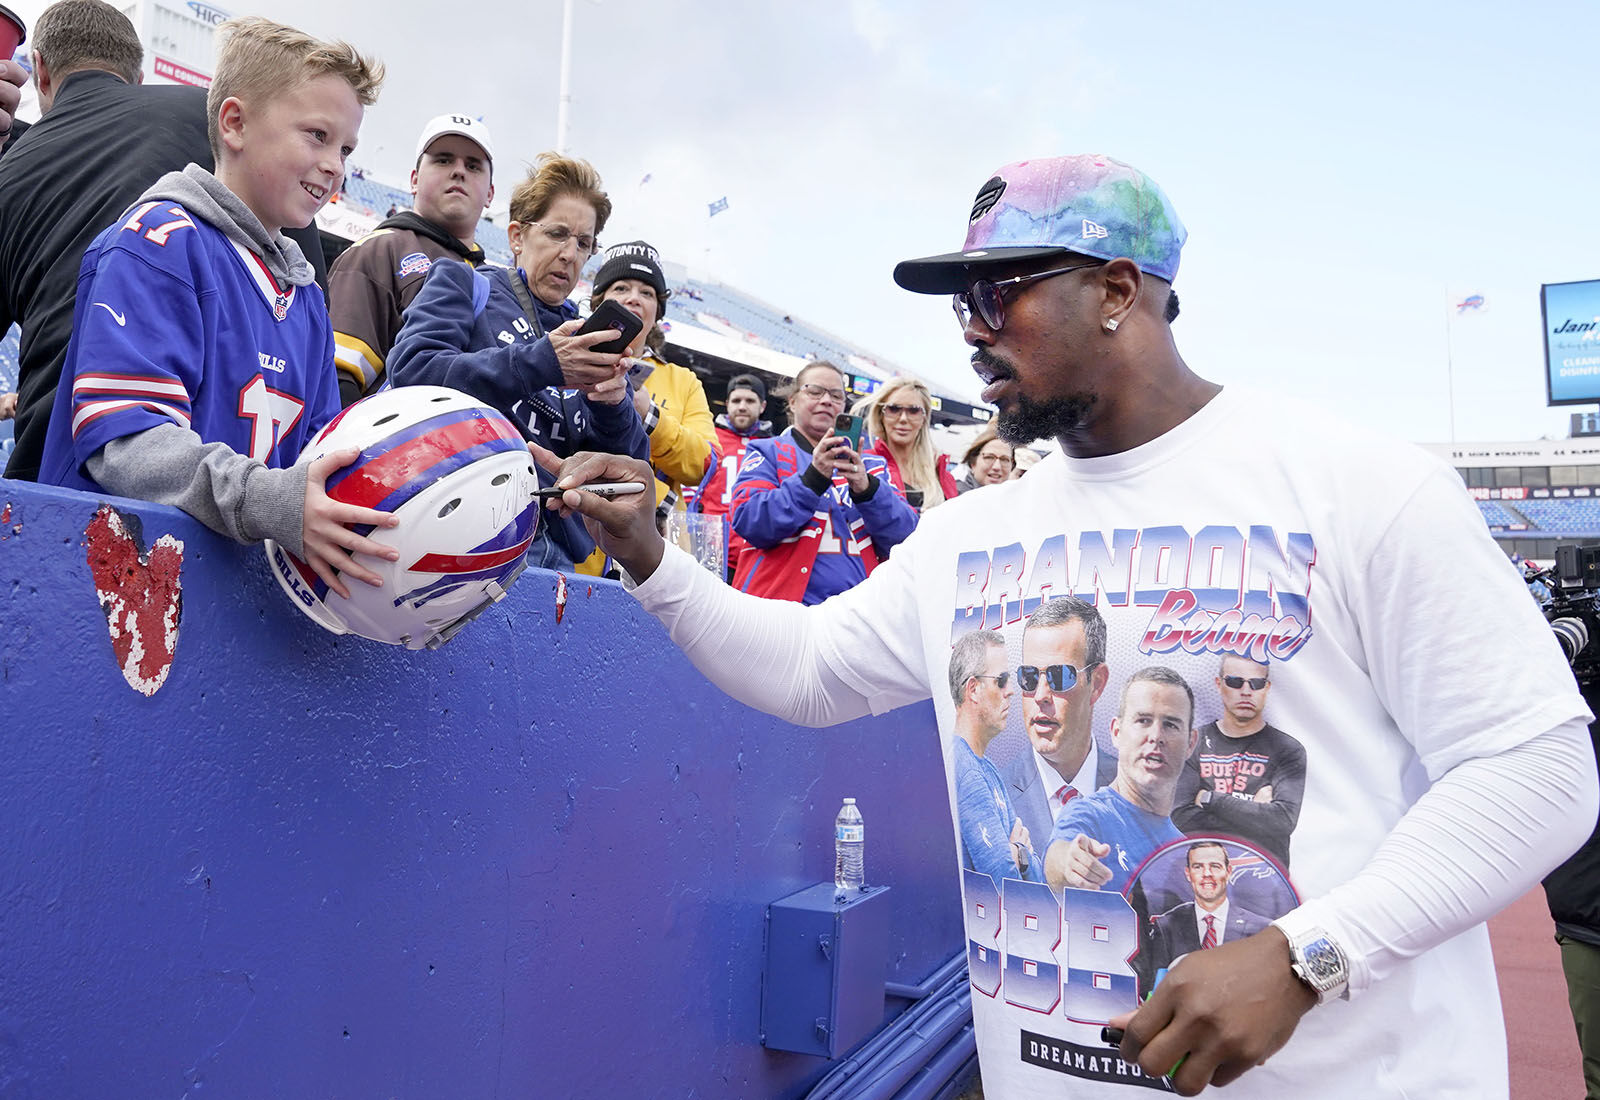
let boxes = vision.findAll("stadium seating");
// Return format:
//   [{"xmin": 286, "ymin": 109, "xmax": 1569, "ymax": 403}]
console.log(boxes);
[
  {"xmin": 477, "ymin": 221, "xmax": 512, "ymax": 267},
  {"xmin": 567, "ymin": 256, "xmax": 903, "ymax": 384},
  {"xmin": 333, "ymin": 173, "xmax": 391, "ymax": 217},
  {"xmin": 1513, "ymin": 499, "xmax": 1600, "ymax": 538},
  {"xmin": 664, "ymin": 279, "xmax": 879, "ymax": 366},
  {"xmin": 1476, "ymin": 500, "xmax": 1524, "ymax": 528},
  {"xmin": 326, "ymin": 164, "xmax": 915, "ymax": 388}
]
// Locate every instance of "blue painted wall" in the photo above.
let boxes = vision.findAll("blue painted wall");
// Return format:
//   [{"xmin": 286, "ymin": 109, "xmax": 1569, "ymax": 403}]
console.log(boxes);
[{"xmin": 0, "ymin": 480, "xmax": 962, "ymax": 1099}]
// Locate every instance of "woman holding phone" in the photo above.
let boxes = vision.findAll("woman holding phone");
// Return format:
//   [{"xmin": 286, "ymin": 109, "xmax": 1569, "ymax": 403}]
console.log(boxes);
[
  {"xmin": 588, "ymin": 241, "xmax": 716, "ymax": 531},
  {"xmin": 858, "ymin": 376, "xmax": 959, "ymax": 512},
  {"xmin": 726, "ymin": 360, "xmax": 918, "ymax": 604},
  {"xmin": 388, "ymin": 152, "xmax": 648, "ymax": 574}
]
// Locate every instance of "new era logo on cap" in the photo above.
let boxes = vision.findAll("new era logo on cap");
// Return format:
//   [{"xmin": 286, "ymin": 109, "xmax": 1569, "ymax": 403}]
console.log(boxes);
[{"xmin": 1082, "ymin": 219, "xmax": 1109, "ymax": 240}]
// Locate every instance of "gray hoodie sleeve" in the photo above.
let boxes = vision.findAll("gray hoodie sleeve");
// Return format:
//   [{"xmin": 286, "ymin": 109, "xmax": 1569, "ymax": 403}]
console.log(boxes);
[{"xmin": 86, "ymin": 423, "xmax": 310, "ymax": 556}]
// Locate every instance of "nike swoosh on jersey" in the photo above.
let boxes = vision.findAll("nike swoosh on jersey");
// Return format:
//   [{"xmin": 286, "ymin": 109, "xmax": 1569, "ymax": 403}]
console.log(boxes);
[{"xmin": 94, "ymin": 303, "xmax": 127, "ymax": 326}]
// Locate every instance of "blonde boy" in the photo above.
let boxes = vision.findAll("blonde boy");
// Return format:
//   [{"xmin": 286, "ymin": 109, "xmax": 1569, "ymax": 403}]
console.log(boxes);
[{"xmin": 38, "ymin": 17, "xmax": 393, "ymax": 597}]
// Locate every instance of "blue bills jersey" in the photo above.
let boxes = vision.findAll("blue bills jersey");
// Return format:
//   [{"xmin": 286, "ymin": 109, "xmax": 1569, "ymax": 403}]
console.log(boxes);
[{"xmin": 39, "ymin": 199, "xmax": 340, "ymax": 489}]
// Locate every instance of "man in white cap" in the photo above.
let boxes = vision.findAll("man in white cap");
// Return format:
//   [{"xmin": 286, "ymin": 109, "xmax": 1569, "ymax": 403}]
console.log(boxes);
[{"xmin": 327, "ymin": 113, "xmax": 494, "ymax": 404}]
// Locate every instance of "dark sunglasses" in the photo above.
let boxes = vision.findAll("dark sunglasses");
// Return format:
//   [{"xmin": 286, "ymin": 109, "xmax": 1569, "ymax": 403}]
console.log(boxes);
[
  {"xmin": 881, "ymin": 403, "xmax": 927, "ymax": 419},
  {"xmin": 1222, "ymin": 675, "xmax": 1269, "ymax": 690},
  {"xmin": 952, "ymin": 261, "xmax": 1105, "ymax": 331},
  {"xmin": 971, "ymin": 672, "xmax": 1010, "ymax": 690},
  {"xmin": 1016, "ymin": 661, "xmax": 1099, "ymax": 695}
]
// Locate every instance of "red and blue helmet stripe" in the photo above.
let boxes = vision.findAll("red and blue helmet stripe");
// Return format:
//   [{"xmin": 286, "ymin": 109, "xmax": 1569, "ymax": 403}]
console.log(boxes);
[
  {"xmin": 401, "ymin": 499, "xmax": 538, "ymax": 608},
  {"xmin": 325, "ymin": 407, "xmax": 526, "ymax": 513}
]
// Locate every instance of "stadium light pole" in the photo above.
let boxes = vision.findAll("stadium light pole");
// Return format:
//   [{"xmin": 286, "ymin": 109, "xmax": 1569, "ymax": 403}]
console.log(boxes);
[
  {"xmin": 1444, "ymin": 295, "xmax": 1458, "ymax": 443},
  {"xmin": 555, "ymin": 0, "xmax": 574, "ymax": 154}
]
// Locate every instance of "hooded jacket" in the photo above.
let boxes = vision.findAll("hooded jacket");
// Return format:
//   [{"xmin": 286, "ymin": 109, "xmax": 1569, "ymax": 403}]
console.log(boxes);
[
  {"xmin": 327, "ymin": 210, "xmax": 487, "ymax": 403},
  {"xmin": 37, "ymin": 165, "xmax": 334, "ymax": 555}
]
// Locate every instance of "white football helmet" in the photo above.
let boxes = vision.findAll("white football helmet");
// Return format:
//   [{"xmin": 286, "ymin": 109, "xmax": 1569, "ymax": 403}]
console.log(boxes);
[{"xmin": 264, "ymin": 386, "xmax": 540, "ymax": 650}]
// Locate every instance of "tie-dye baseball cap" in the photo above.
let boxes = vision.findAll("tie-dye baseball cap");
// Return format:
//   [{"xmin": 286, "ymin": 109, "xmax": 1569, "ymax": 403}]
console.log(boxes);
[{"xmin": 893, "ymin": 155, "xmax": 1186, "ymax": 294}]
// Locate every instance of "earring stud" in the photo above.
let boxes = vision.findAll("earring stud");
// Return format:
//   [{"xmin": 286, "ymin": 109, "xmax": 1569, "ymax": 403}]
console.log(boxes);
[{"xmin": 1104, "ymin": 318, "xmax": 1119, "ymax": 333}]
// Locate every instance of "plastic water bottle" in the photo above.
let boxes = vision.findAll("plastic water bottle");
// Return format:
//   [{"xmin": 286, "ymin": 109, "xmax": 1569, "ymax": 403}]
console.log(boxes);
[{"xmin": 834, "ymin": 798, "xmax": 865, "ymax": 892}]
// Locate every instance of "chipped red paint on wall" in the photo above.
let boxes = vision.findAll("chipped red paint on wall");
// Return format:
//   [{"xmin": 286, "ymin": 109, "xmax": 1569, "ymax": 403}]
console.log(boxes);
[
  {"xmin": 554, "ymin": 571, "xmax": 568, "ymax": 624},
  {"xmin": 85, "ymin": 505, "xmax": 184, "ymax": 696}
]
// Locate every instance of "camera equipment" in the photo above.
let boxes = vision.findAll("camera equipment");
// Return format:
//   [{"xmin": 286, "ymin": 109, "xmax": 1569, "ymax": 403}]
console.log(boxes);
[{"xmin": 1525, "ymin": 544, "xmax": 1600, "ymax": 685}]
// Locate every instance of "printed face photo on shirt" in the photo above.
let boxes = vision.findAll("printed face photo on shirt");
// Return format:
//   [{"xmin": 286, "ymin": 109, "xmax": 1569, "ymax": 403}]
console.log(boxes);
[
  {"xmin": 1130, "ymin": 837, "xmax": 1301, "ymax": 926},
  {"xmin": 949, "ymin": 631, "xmax": 1012, "ymax": 749},
  {"xmin": 1109, "ymin": 673, "xmax": 1196, "ymax": 813},
  {"xmin": 1019, "ymin": 617, "xmax": 1106, "ymax": 772},
  {"xmin": 1183, "ymin": 841, "xmax": 1230, "ymax": 907},
  {"xmin": 937, "ymin": 520, "xmax": 1343, "ymax": 1090},
  {"xmin": 972, "ymin": 645, "xmax": 1013, "ymax": 738},
  {"xmin": 1128, "ymin": 837, "xmax": 1301, "ymax": 999},
  {"xmin": 1216, "ymin": 654, "xmax": 1271, "ymax": 727}
]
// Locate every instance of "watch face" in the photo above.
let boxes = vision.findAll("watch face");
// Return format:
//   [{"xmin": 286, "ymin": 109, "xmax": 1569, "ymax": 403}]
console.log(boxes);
[
  {"xmin": 1296, "ymin": 936, "xmax": 1347, "ymax": 992},
  {"xmin": 1303, "ymin": 941, "xmax": 1341, "ymax": 982}
]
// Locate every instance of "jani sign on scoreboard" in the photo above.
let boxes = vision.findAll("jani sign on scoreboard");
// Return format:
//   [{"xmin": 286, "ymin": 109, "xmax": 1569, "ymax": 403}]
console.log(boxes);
[{"xmin": 1543, "ymin": 278, "xmax": 1600, "ymax": 406}]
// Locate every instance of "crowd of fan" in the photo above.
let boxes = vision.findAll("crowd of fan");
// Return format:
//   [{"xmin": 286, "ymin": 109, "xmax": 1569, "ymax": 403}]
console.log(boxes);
[{"xmin": 0, "ymin": 0, "xmax": 1036, "ymax": 605}]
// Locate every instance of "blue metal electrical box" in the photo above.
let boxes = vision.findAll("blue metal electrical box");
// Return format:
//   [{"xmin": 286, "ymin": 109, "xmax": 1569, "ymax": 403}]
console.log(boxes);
[{"xmin": 760, "ymin": 883, "xmax": 891, "ymax": 1058}]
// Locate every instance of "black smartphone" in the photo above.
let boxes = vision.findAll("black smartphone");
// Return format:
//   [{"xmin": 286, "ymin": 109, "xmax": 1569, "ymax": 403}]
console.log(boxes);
[
  {"xmin": 576, "ymin": 299, "xmax": 644, "ymax": 355},
  {"xmin": 834, "ymin": 413, "xmax": 864, "ymax": 450}
]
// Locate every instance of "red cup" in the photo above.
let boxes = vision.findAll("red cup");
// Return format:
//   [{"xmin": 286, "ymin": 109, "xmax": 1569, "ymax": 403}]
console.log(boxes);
[{"xmin": 0, "ymin": 4, "xmax": 25, "ymax": 60}]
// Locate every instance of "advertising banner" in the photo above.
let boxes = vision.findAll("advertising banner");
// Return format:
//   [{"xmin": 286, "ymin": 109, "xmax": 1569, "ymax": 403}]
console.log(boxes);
[{"xmin": 1543, "ymin": 279, "xmax": 1600, "ymax": 405}]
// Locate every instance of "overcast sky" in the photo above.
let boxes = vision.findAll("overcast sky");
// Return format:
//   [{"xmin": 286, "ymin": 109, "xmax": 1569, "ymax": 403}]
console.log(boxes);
[{"xmin": 12, "ymin": 0, "xmax": 1600, "ymax": 444}]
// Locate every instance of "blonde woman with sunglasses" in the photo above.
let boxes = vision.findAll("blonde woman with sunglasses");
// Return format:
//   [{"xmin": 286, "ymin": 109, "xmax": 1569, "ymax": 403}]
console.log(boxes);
[{"xmin": 858, "ymin": 376, "xmax": 958, "ymax": 512}]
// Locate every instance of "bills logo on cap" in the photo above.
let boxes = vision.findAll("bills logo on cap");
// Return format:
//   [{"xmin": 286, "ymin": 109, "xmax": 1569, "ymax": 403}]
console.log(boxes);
[
  {"xmin": 1082, "ymin": 219, "xmax": 1109, "ymax": 240},
  {"xmin": 970, "ymin": 176, "xmax": 1006, "ymax": 224}
]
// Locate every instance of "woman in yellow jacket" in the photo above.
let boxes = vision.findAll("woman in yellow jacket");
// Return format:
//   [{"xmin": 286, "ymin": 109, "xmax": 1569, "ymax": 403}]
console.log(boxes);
[{"xmin": 588, "ymin": 241, "xmax": 716, "ymax": 530}]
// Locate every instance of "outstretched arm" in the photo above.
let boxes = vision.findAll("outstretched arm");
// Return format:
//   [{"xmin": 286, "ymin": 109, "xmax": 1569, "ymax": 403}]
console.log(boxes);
[{"xmin": 529, "ymin": 446, "xmax": 929, "ymax": 726}]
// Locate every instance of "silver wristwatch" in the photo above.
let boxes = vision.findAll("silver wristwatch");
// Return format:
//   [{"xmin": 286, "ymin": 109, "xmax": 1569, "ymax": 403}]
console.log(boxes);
[{"xmin": 1285, "ymin": 926, "xmax": 1349, "ymax": 1004}]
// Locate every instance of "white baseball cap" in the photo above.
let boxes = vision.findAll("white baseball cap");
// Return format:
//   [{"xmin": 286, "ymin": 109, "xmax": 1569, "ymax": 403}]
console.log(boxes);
[{"xmin": 414, "ymin": 114, "xmax": 494, "ymax": 172}]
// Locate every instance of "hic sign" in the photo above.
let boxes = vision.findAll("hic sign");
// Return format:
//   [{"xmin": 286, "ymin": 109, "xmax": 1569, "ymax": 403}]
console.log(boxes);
[{"xmin": 1543, "ymin": 278, "xmax": 1600, "ymax": 405}]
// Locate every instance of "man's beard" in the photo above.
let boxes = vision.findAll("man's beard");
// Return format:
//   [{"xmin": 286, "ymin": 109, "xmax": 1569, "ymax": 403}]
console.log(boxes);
[
  {"xmin": 974, "ymin": 347, "xmax": 1096, "ymax": 446},
  {"xmin": 996, "ymin": 392, "xmax": 1097, "ymax": 446}
]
